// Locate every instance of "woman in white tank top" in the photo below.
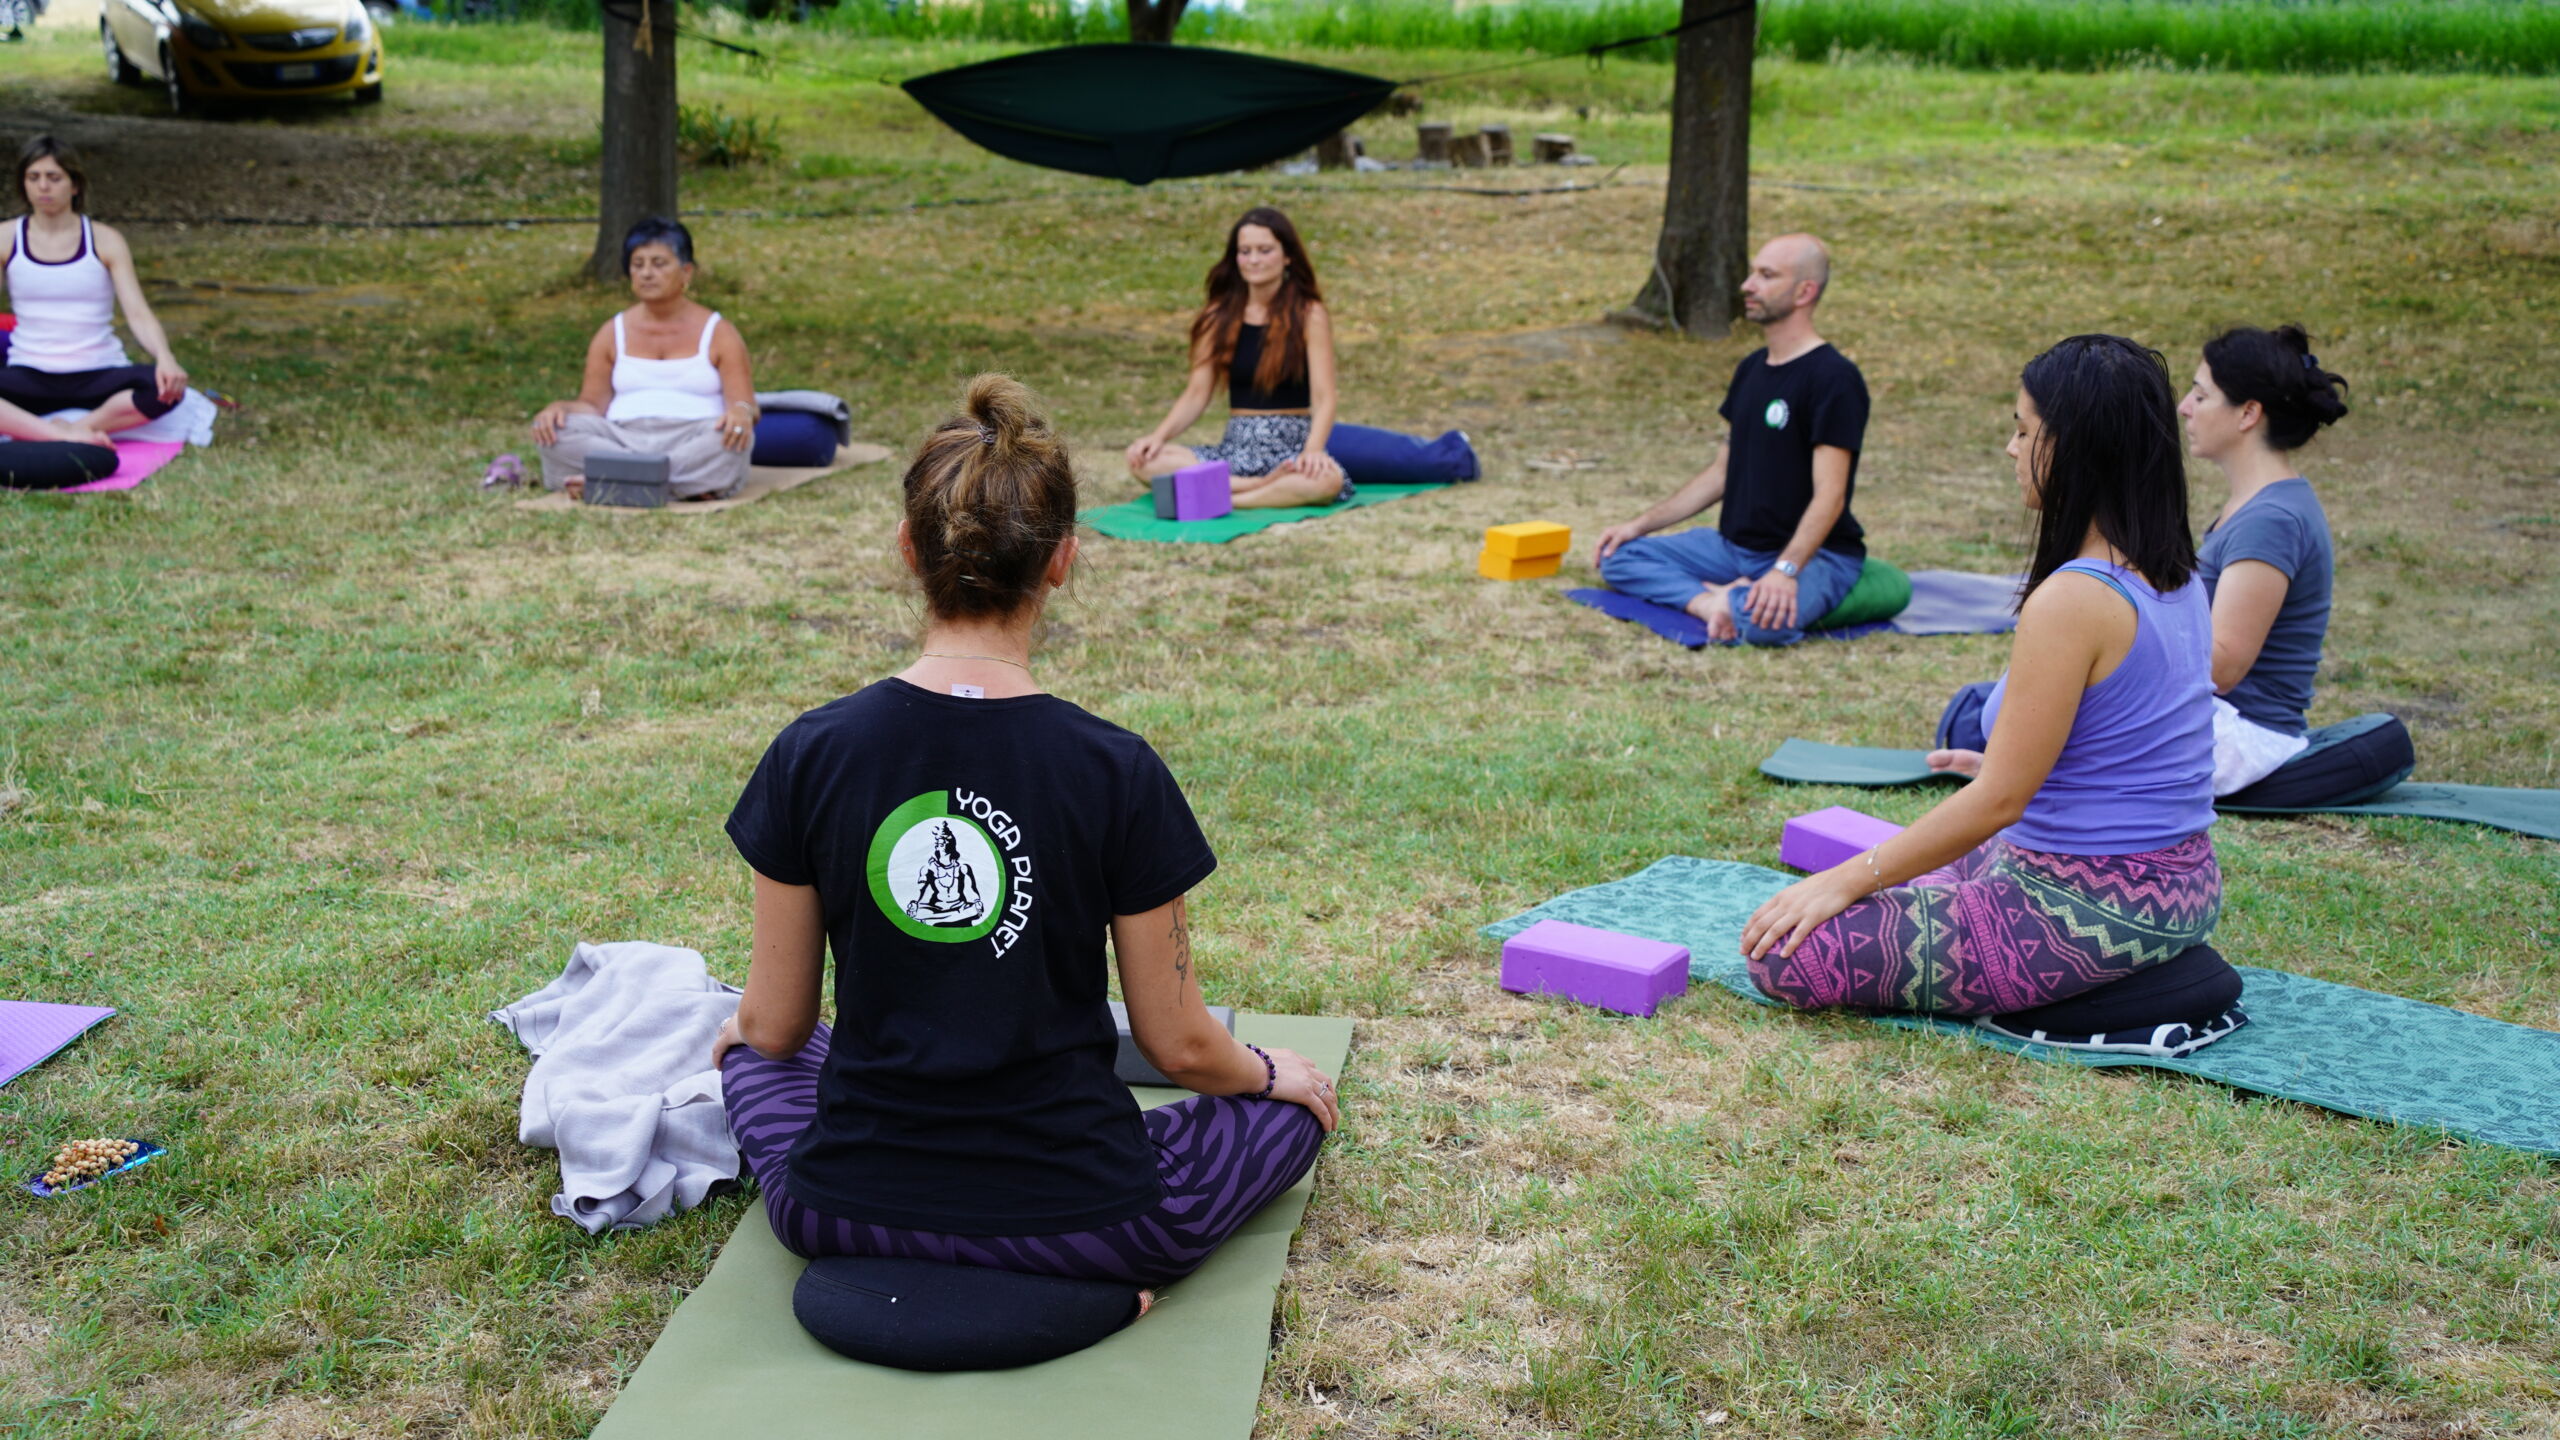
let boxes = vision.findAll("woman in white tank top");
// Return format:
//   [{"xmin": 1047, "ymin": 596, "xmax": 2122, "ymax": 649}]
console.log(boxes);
[
  {"xmin": 530, "ymin": 216, "xmax": 759, "ymax": 501},
  {"xmin": 1, "ymin": 136, "xmax": 192, "ymax": 436}
]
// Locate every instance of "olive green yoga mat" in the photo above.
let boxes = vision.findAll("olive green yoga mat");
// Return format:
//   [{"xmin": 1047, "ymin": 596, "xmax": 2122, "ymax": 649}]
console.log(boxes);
[
  {"xmin": 1757, "ymin": 739, "xmax": 2560, "ymax": 841},
  {"xmin": 1080, "ymin": 484, "xmax": 1438, "ymax": 543},
  {"xmin": 1484, "ymin": 858, "xmax": 2560, "ymax": 1156},
  {"xmin": 589, "ymin": 1014, "xmax": 1353, "ymax": 1440}
]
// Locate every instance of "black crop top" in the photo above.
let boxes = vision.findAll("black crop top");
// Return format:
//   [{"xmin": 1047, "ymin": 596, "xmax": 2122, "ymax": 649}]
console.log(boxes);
[{"xmin": 1227, "ymin": 323, "xmax": 1311, "ymax": 411}]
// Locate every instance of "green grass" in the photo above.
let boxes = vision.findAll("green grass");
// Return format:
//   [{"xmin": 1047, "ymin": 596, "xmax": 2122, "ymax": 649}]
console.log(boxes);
[
  {"xmin": 461, "ymin": 0, "xmax": 2560, "ymax": 78},
  {"xmin": 3, "ymin": 13, "xmax": 2559, "ymax": 1440}
]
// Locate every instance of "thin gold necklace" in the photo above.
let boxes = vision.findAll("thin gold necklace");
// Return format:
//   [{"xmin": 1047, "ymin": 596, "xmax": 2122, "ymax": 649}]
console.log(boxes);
[{"xmin": 920, "ymin": 652, "xmax": 1030, "ymax": 671}]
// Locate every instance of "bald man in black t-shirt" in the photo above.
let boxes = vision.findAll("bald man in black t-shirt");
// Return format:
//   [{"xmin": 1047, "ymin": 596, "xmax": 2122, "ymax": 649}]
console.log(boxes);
[{"xmin": 1596, "ymin": 234, "xmax": 1871, "ymax": 646}]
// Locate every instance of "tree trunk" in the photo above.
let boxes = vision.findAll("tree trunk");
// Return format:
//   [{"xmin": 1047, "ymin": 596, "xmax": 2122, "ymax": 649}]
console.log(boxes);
[
  {"xmin": 1616, "ymin": 0, "xmax": 1754, "ymax": 336},
  {"xmin": 591, "ymin": 0, "xmax": 680, "ymax": 285},
  {"xmin": 1126, "ymin": 0, "xmax": 1187, "ymax": 43}
]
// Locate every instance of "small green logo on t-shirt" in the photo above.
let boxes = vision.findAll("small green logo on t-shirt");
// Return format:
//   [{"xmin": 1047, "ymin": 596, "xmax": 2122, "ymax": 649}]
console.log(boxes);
[
  {"xmin": 1765, "ymin": 398, "xmax": 1791, "ymax": 430},
  {"xmin": 867, "ymin": 791, "xmax": 1009, "ymax": 944}
]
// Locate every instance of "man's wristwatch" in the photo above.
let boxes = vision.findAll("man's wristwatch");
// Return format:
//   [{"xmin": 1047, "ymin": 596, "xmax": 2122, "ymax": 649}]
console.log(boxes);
[{"xmin": 1771, "ymin": 559, "xmax": 1802, "ymax": 579}]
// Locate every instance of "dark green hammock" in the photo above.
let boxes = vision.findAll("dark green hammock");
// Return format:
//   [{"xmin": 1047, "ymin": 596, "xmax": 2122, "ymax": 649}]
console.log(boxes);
[{"xmin": 900, "ymin": 44, "xmax": 1399, "ymax": 186}]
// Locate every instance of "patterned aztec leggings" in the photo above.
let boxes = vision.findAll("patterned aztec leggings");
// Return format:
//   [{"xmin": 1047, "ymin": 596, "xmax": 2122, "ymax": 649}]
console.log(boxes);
[
  {"xmin": 1750, "ymin": 832, "xmax": 2222, "ymax": 1017},
  {"xmin": 721, "ymin": 1025, "xmax": 1325, "ymax": 1288}
]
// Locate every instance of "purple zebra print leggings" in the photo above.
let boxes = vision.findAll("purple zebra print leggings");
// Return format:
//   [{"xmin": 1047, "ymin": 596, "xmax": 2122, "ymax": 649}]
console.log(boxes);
[
  {"xmin": 721, "ymin": 1025, "xmax": 1325, "ymax": 1288},
  {"xmin": 1749, "ymin": 832, "xmax": 2221, "ymax": 1017}
]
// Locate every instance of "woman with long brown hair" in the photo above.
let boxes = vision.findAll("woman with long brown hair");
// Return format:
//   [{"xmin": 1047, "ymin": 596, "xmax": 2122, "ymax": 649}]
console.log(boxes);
[{"xmin": 1124, "ymin": 206, "xmax": 1347, "ymax": 508}]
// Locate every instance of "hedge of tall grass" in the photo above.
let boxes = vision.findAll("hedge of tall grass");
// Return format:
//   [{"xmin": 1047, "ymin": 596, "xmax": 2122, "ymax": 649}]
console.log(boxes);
[
  {"xmin": 786, "ymin": 0, "xmax": 2560, "ymax": 76},
  {"xmin": 457, "ymin": 0, "xmax": 2560, "ymax": 77}
]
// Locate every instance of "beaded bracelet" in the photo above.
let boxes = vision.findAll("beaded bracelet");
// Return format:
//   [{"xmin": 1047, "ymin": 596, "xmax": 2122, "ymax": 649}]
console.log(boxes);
[{"xmin": 1242, "ymin": 1043, "xmax": 1277, "ymax": 1101}]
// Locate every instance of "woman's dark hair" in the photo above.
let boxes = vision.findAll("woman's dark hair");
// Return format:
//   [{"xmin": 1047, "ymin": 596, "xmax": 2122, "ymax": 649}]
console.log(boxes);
[
  {"xmin": 2201, "ymin": 324, "xmax": 2349, "ymax": 451},
  {"xmin": 621, "ymin": 215, "xmax": 695, "ymax": 273},
  {"xmin": 15, "ymin": 136, "xmax": 87, "ymax": 214},
  {"xmin": 2017, "ymin": 334, "xmax": 2196, "ymax": 599},
  {"xmin": 903, "ymin": 375, "xmax": 1078, "ymax": 620},
  {"xmin": 1188, "ymin": 207, "xmax": 1323, "ymax": 396}
]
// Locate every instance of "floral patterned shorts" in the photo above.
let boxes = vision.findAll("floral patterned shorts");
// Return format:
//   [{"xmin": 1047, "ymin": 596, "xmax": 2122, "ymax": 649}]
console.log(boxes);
[{"xmin": 1191, "ymin": 414, "xmax": 1352, "ymax": 500}]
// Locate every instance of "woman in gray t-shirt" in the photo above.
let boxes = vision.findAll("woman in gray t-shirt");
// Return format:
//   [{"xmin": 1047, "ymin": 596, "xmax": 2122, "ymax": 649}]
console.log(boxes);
[{"xmin": 2177, "ymin": 325, "xmax": 2350, "ymax": 793}]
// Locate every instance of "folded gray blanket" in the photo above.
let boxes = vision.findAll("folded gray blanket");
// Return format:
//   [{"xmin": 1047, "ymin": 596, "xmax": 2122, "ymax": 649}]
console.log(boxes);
[
  {"xmin": 491, "ymin": 941, "xmax": 742, "ymax": 1234},
  {"xmin": 754, "ymin": 389, "xmax": 853, "ymax": 442}
]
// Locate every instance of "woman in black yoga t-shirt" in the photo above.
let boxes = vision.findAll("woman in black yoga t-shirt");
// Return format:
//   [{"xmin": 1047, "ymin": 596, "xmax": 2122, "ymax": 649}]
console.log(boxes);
[{"xmin": 716, "ymin": 374, "xmax": 1338, "ymax": 1293}]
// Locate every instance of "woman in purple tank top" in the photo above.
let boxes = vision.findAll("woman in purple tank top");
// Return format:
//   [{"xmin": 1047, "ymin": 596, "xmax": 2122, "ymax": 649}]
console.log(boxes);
[{"xmin": 1744, "ymin": 336, "xmax": 2221, "ymax": 1017}]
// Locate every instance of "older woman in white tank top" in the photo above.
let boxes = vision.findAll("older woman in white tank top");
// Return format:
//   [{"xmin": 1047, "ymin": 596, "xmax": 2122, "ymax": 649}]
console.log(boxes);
[
  {"xmin": 0, "ymin": 136, "xmax": 191, "ymax": 436},
  {"xmin": 531, "ymin": 217, "xmax": 757, "ymax": 501}
]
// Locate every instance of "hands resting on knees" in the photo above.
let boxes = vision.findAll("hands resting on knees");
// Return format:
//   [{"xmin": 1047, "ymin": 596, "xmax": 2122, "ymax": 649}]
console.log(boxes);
[
  {"xmin": 1274, "ymin": 450, "xmax": 1344, "ymax": 490},
  {"xmin": 1261, "ymin": 1045, "xmax": 1340, "ymax": 1132}
]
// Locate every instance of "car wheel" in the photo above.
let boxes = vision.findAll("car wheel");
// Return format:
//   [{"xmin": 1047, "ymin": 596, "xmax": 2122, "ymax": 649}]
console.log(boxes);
[
  {"xmin": 159, "ymin": 42, "xmax": 192, "ymax": 114},
  {"xmin": 353, "ymin": 81, "xmax": 383, "ymax": 104},
  {"xmin": 102, "ymin": 17, "xmax": 144, "ymax": 85}
]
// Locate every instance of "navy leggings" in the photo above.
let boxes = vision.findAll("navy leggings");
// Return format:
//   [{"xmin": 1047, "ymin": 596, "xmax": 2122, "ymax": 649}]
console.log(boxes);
[
  {"xmin": 721, "ymin": 1023, "xmax": 1325, "ymax": 1288},
  {"xmin": 0, "ymin": 363, "xmax": 177, "ymax": 421}
]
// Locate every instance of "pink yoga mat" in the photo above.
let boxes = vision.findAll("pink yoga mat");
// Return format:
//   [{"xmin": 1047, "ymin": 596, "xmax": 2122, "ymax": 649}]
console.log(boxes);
[
  {"xmin": 0, "ymin": 1001, "xmax": 117, "ymax": 1088},
  {"xmin": 58, "ymin": 440, "xmax": 186, "ymax": 494}
]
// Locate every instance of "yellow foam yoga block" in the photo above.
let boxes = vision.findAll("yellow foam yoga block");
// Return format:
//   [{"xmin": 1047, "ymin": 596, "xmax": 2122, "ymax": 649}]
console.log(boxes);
[
  {"xmin": 1482, "ymin": 521, "xmax": 1572, "ymax": 560},
  {"xmin": 1479, "ymin": 549, "xmax": 1563, "ymax": 581}
]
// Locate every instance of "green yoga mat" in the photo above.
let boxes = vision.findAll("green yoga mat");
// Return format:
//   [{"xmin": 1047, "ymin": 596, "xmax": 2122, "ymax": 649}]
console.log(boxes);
[
  {"xmin": 1080, "ymin": 484, "xmax": 1439, "ymax": 543},
  {"xmin": 1758, "ymin": 739, "xmax": 2560, "ymax": 841},
  {"xmin": 589, "ymin": 1014, "xmax": 1351, "ymax": 1440},
  {"xmin": 1484, "ymin": 857, "xmax": 2560, "ymax": 1157}
]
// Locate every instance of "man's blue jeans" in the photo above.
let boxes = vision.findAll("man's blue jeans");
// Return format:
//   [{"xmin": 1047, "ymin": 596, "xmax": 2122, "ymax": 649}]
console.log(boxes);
[{"xmin": 1597, "ymin": 529, "xmax": 1865, "ymax": 646}]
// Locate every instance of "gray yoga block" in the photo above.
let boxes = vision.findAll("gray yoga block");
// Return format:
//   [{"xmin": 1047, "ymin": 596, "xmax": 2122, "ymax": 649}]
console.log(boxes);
[
  {"xmin": 1109, "ymin": 1000, "xmax": 1237, "ymax": 1086},
  {"xmin": 584, "ymin": 448, "xmax": 672, "ymax": 508},
  {"xmin": 1151, "ymin": 474, "xmax": 1180, "ymax": 520}
]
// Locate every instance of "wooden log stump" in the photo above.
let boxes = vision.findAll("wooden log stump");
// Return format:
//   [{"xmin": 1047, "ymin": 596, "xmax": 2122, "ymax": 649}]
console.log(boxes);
[
  {"xmin": 1316, "ymin": 131, "xmax": 1357, "ymax": 171},
  {"xmin": 1480, "ymin": 124, "xmax": 1514, "ymax": 166},
  {"xmin": 1533, "ymin": 132, "xmax": 1577, "ymax": 164},
  {"xmin": 1449, "ymin": 131, "xmax": 1490, "ymax": 168},
  {"xmin": 1416, "ymin": 121, "xmax": 1453, "ymax": 165}
]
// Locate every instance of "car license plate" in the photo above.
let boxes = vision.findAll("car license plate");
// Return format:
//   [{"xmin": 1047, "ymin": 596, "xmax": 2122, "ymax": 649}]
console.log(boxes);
[{"xmin": 278, "ymin": 62, "xmax": 317, "ymax": 80}]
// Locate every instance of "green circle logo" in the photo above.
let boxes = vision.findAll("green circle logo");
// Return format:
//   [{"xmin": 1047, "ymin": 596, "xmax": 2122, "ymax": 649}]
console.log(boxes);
[
  {"xmin": 867, "ymin": 791, "xmax": 1008, "ymax": 943},
  {"xmin": 1764, "ymin": 398, "xmax": 1791, "ymax": 430}
]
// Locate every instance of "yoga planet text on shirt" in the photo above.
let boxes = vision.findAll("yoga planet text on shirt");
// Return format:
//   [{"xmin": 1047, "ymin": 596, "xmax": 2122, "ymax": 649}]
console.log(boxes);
[{"xmin": 866, "ymin": 788, "xmax": 1039, "ymax": 953}]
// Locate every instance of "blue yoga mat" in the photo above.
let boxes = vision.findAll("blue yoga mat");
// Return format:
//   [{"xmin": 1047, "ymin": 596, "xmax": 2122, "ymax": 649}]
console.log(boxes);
[
  {"xmin": 1564, "ymin": 589, "xmax": 1892, "ymax": 648},
  {"xmin": 1484, "ymin": 856, "xmax": 2560, "ymax": 1156},
  {"xmin": 1757, "ymin": 739, "xmax": 2560, "ymax": 842}
]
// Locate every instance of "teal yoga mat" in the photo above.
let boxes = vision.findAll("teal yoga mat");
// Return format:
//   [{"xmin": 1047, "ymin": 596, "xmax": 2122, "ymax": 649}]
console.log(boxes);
[
  {"xmin": 589, "ymin": 1014, "xmax": 1352, "ymax": 1440},
  {"xmin": 1080, "ymin": 484, "xmax": 1438, "ymax": 543},
  {"xmin": 1483, "ymin": 857, "xmax": 2560, "ymax": 1156},
  {"xmin": 1757, "ymin": 739, "xmax": 2560, "ymax": 841}
]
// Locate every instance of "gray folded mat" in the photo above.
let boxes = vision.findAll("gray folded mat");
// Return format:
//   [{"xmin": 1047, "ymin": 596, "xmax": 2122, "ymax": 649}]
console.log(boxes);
[
  {"xmin": 1757, "ymin": 739, "xmax": 2560, "ymax": 841},
  {"xmin": 1484, "ymin": 857, "xmax": 2560, "ymax": 1157},
  {"xmin": 589, "ymin": 1013, "xmax": 1352, "ymax": 1440}
]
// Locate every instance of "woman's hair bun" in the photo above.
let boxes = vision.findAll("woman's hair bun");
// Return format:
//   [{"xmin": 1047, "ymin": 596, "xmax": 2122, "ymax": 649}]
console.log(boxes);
[
  {"xmin": 959, "ymin": 372, "xmax": 1052, "ymax": 457},
  {"xmin": 2203, "ymin": 324, "xmax": 2349, "ymax": 451},
  {"xmin": 901, "ymin": 375, "xmax": 1078, "ymax": 621}
]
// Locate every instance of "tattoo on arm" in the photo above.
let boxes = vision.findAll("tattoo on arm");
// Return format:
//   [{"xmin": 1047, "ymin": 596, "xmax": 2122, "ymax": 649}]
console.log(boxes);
[{"xmin": 1168, "ymin": 905, "xmax": 1192, "ymax": 988}]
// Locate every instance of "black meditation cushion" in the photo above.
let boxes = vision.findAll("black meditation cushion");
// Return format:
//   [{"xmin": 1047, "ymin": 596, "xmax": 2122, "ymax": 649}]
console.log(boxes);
[
  {"xmin": 792, "ymin": 1256, "xmax": 1142, "ymax": 1372},
  {"xmin": 0, "ymin": 440, "xmax": 118, "ymax": 492},
  {"xmin": 1993, "ymin": 945, "xmax": 2243, "ymax": 1034},
  {"xmin": 2220, "ymin": 712, "xmax": 2416, "ymax": 810}
]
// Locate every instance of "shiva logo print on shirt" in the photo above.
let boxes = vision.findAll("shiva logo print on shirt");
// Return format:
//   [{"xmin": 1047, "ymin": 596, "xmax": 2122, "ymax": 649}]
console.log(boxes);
[
  {"xmin": 867, "ymin": 789, "xmax": 1040, "ymax": 953},
  {"xmin": 1764, "ymin": 398, "xmax": 1791, "ymax": 430}
]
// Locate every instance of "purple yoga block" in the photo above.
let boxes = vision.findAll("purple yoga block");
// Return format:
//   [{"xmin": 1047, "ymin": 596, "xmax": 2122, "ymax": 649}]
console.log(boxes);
[
  {"xmin": 1151, "ymin": 460, "xmax": 1233, "ymax": 521},
  {"xmin": 1499, "ymin": 920, "xmax": 1690, "ymax": 1018},
  {"xmin": 1780, "ymin": 805, "xmax": 1906, "ymax": 873}
]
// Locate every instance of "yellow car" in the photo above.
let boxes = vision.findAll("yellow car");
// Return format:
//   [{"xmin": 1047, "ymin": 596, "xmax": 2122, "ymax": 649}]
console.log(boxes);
[{"xmin": 101, "ymin": 0, "xmax": 384, "ymax": 112}]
